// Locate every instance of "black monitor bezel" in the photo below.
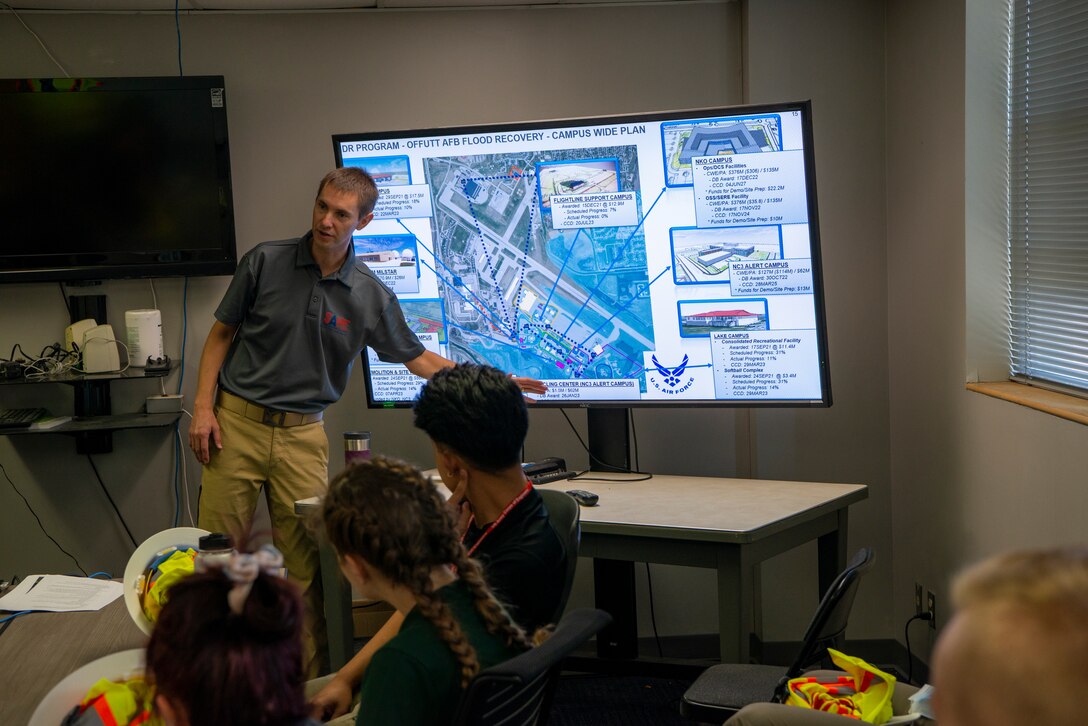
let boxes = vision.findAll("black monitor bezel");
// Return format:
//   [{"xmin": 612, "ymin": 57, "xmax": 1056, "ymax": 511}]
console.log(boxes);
[{"xmin": 0, "ymin": 75, "xmax": 238, "ymax": 284}]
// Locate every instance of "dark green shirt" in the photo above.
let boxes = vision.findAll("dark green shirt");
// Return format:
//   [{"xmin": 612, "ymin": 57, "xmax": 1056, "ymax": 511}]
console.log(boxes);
[{"xmin": 356, "ymin": 581, "xmax": 520, "ymax": 726}]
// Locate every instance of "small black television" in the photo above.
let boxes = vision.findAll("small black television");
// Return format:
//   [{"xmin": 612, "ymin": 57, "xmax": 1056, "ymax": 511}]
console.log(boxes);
[
  {"xmin": 0, "ymin": 76, "xmax": 238, "ymax": 283},
  {"xmin": 333, "ymin": 101, "xmax": 831, "ymax": 409}
]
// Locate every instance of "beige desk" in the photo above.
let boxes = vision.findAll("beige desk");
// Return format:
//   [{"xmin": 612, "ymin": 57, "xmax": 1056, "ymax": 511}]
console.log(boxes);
[
  {"xmin": 535, "ymin": 473, "xmax": 868, "ymax": 664},
  {"xmin": 0, "ymin": 594, "xmax": 147, "ymax": 725}
]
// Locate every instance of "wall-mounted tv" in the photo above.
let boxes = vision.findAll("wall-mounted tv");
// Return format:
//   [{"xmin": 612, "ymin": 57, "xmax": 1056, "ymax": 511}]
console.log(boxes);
[
  {"xmin": 333, "ymin": 101, "xmax": 831, "ymax": 408},
  {"xmin": 0, "ymin": 76, "xmax": 238, "ymax": 283}
]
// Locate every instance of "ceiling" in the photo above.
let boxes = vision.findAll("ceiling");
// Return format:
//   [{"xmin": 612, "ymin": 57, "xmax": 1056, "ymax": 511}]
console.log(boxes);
[{"xmin": 5, "ymin": 0, "xmax": 688, "ymax": 11}]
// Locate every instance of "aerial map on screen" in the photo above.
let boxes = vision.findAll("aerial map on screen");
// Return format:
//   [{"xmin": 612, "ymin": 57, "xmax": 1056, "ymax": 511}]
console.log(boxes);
[{"xmin": 336, "ymin": 103, "xmax": 829, "ymax": 406}]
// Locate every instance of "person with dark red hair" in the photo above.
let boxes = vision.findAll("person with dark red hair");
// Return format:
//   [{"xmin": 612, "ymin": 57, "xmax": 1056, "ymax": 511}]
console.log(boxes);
[{"xmin": 145, "ymin": 548, "xmax": 322, "ymax": 726}]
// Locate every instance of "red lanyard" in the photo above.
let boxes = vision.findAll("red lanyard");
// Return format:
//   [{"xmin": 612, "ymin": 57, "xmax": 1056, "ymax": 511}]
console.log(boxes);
[{"xmin": 461, "ymin": 480, "xmax": 533, "ymax": 558}]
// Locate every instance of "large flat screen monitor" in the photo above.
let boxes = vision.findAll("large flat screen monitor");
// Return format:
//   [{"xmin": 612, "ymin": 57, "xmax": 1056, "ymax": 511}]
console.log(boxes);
[
  {"xmin": 0, "ymin": 76, "xmax": 237, "ymax": 283},
  {"xmin": 333, "ymin": 101, "xmax": 831, "ymax": 408}
]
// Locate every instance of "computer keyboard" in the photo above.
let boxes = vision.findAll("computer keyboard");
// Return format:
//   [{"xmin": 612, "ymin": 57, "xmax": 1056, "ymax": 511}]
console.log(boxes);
[{"xmin": 0, "ymin": 407, "xmax": 47, "ymax": 430}]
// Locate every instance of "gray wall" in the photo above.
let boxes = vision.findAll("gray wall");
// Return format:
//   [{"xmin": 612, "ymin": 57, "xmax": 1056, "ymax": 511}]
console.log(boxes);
[
  {"xmin": 887, "ymin": 0, "xmax": 1088, "ymax": 662},
  {"xmin": 1, "ymin": 1, "xmax": 756, "ymax": 638},
  {"xmin": 8, "ymin": 0, "xmax": 1080, "ymax": 658},
  {"xmin": 746, "ymin": 0, "xmax": 891, "ymax": 640}
]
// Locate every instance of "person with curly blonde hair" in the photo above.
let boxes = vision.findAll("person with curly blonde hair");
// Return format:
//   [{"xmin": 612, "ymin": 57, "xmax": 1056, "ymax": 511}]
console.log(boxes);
[
  {"xmin": 320, "ymin": 456, "xmax": 535, "ymax": 725},
  {"xmin": 931, "ymin": 546, "xmax": 1088, "ymax": 726},
  {"xmin": 730, "ymin": 546, "xmax": 1088, "ymax": 726}
]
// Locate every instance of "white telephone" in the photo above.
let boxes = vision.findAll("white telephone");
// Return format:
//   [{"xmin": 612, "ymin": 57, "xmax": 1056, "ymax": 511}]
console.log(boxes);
[{"xmin": 81, "ymin": 324, "xmax": 122, "ymax": 373}]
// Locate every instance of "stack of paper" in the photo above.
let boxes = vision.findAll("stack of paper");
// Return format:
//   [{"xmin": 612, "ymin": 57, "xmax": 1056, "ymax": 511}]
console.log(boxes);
[{"xmin": 0, "ymin": 575, "xmax": 122, "ymax": 612}]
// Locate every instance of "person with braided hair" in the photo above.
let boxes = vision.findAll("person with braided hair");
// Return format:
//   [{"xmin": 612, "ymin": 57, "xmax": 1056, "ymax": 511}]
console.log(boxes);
[
  {"xmin": 309, "ymin": 363, "xmax": 568, "ymax": 723},
  {"xmin": 188, "ymin": 169, "xmax": 546, "ymax": 676},
  {"xmin": 320, "ymin": 456, "xmax": 534, "ymax": 725}
]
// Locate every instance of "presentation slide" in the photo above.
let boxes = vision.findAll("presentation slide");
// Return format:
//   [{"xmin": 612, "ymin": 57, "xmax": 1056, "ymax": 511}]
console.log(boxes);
[{"xmin": 334, "ymin": 102, "xmax": 830, "ymax": 407}]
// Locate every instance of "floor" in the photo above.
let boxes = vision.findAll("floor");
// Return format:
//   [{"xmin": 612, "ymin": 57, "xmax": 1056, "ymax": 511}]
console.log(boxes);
[{"xmin": 549, "ymin": 674, "xmax": 694, "ymax": 725}]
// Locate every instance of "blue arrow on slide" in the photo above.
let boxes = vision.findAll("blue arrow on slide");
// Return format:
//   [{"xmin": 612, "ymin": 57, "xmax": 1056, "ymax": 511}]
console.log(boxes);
[
  {"xmin": 396, "ymin": 220, "xmax": 516, "ymax": 339},
  {"xmin": 538, "ymin": 228, "xmax": 585, "ymax": 321},
  {"xmin": 562, "ymin": 186, "xmax": 667, "ymax": 336}
]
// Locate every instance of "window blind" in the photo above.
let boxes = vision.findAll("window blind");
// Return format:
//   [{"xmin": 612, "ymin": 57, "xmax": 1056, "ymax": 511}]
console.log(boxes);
[{"xmin": 1008, "ymin": 0, "xmax": 1088, "ymax": 393}]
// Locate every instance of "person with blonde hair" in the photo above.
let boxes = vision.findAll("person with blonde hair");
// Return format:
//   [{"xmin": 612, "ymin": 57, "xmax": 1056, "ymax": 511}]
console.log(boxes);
[
  {"xmin": 931, "ymin": 546, "xmax": 1088, "ymax": 725},
  {"xmin": 319, "ymin": 456, "xmax": 535, "ymax": 725},
  {"xmin": 731, "ymin": 546, "xmax": 1088, "ymax": 725}
]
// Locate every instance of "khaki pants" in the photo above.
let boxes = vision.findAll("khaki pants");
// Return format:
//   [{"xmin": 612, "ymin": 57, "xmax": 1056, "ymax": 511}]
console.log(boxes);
[{"xmin": 197, "ymin": 403, "xmax": 330, "ymax": 676}]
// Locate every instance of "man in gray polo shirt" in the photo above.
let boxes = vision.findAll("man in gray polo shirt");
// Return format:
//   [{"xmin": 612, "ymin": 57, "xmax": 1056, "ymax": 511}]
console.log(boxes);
[{"xmin": 187, "ymin": 167, "xmax": 544, "ymax": 673}]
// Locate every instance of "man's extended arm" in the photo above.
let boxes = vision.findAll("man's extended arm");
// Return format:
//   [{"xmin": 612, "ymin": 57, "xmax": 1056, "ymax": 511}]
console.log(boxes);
[
  {"xmin": 308, "ymin": 610, "xmax": 406, "ymax": 720},
  {"xmin": 403, "ymin": 350, "xmax": 547, "ymax": 395},
  {"xmin": 188, "ymin": 320, "xmax": 237, "ymax": 464},
  {"xmin": 403, "ymin": 349, "xmax": 455, "ymax": 380}
]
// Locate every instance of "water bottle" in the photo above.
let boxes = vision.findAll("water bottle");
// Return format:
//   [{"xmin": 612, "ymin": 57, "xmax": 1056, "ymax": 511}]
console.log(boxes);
[
  {"xmin": 195, "ymin": 532, "xmax": 235, "ymax": 573},
  {"xmin": 344, "ymin": 431, "xmax": 371, "ymax": 466}
]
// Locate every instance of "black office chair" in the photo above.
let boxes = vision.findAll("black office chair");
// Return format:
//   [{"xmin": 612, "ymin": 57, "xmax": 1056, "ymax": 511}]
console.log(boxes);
[
  {"xmin": 680, "ymin": 547, "xmax": 875, "ymax": 723},
  {"xmin": 538, "ymin": 488, "xmax": 581, "ymax": 622},
  {"xmin": 452, "ymin": 608, "xmax": 612, "ymax": 726}
]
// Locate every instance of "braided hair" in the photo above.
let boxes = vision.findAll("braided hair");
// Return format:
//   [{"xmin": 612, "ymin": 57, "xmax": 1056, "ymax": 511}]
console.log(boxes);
[{"xmin": 322, "ymin": 456, "xmax": 533, "ymax": 686}]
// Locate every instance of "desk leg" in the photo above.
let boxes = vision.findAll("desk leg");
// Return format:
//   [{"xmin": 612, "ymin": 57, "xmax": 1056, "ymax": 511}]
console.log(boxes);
[
  {"xmin": 319, "ymin": 540, "xmax": 354, "ymax": 671},
  {"xmin": 817, "ymin": 508, "xmax": 849, "ymax": 598},
  {"xmin": 717, "ymin": 546, "xmax": 755, "ymax": 664}
]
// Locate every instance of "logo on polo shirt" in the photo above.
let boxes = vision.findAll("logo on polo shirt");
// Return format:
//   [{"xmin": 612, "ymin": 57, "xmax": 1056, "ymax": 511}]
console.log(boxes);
[{"xmin": 323, "ymin": 311, "xmax": 351, "ymax": 333}]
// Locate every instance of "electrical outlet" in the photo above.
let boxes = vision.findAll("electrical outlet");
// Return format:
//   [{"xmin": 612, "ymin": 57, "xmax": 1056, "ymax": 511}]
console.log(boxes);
[
  {"xmin": 914, "ymin": 582, "xmax": 924, "ymax": 615},
  {"xmin": 927, "ymin": 590, "xmax": 937, "ymax": 629}
]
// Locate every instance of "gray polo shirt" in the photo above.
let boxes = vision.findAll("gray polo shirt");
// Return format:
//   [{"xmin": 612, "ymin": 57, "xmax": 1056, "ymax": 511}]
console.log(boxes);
[{"xmin": 215, "ymin": 233, "xmax": 425, "ymax": 413}]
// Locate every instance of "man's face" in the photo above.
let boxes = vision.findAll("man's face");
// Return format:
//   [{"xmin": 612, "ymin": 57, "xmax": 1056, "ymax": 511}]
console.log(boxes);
[{"xmin": 311, "ymin": 185, "xmax": 372, "ymax": 255}]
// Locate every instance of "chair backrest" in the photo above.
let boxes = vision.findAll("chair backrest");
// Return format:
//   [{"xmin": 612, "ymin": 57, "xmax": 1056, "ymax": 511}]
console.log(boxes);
[
  {"xmin": 452, "ymin": 608, "xmax": 612, "ymax": 726},
  {"xmin": 774, "ymin": 547, "xmax": 875, "ymax": 699},
  {"xmin": 538, "ymin": 489, "xmax": 581, "ymax": 623}
]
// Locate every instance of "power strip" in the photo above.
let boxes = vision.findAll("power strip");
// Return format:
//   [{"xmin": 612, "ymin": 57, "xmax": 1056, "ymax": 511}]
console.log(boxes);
[{"xmin": 146, "ymin": 394, "xmax": 183, "ymax": 414}]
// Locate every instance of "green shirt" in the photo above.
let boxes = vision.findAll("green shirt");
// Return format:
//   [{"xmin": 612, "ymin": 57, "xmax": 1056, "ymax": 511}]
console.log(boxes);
[{"xmin": 356, "ymin": 581, "xmax": 520, "ymax": 726}]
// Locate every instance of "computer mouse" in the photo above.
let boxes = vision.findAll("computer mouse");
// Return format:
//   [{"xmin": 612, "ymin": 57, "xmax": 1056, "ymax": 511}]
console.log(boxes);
[{"xmin": 565, "ymin": 489, "xmax": 599, "ymax": 507}]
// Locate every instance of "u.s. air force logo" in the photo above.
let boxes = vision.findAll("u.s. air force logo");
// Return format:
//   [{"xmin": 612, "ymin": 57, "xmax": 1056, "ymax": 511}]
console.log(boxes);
[{"xmin": 649, "ymin": 354, "xmax": 695, "ymax": 394}]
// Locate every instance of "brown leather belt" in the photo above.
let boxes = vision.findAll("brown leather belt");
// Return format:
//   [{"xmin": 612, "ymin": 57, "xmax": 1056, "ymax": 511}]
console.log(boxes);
[{"xmin": 216, "ymin": 390, "xmax": 322, "ymax": 427}]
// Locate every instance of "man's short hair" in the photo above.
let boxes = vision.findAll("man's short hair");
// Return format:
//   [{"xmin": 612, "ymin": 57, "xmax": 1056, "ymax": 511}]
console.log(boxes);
[
  {"xmin": 317, "ymin": 167, "xmax": 379, "ymax": 217},
  {"xmin": 413, "ymin": 363, "xmax": 527, "ymax": 473}
]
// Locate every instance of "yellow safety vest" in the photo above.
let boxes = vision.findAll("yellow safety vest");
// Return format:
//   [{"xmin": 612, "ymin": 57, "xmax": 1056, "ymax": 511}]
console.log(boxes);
[{"xmin": 784, "ymin": 648, "xmax": 895, "ymax": 723}]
